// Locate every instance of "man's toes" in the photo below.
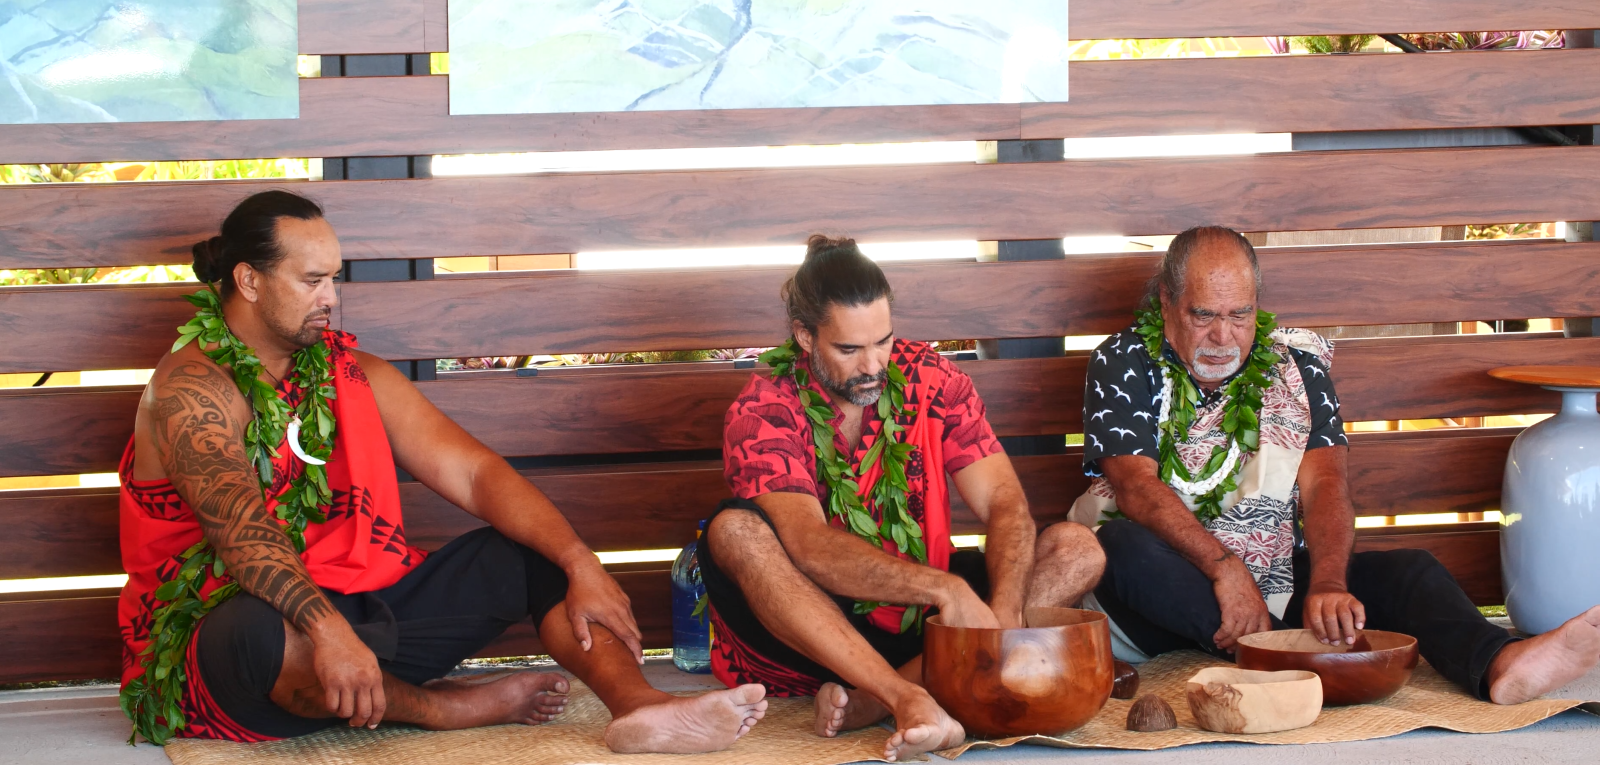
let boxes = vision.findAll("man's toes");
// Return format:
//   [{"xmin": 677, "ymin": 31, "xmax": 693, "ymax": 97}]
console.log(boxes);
[{"xmin": 731, "ymin": 684, "xmax": 766, "ymax": 705}]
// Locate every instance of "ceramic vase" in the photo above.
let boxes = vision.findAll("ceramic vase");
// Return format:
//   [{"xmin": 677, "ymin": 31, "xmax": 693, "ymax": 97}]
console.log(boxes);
[{"xmin": 1502, "ymin": 388, "xmax": 1600, "ymax": 634}]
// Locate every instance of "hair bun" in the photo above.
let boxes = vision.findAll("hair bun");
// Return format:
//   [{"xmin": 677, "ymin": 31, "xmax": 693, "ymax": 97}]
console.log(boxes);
[
  {"xmin": 191, "ymin": 235, "xmax": 225, "ymax": 283},
  {"xmin": 804, "ymin": 233, "xmax": 856, "ymax": 262}
]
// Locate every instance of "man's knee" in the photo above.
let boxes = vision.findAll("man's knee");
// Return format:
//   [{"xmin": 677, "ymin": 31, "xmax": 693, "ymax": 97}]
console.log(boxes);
[
  {"xmin": 1095, "ymin": 518, "xmax": 1149, "ymax": 558},
  {"xmin": 706, "ymin": 503, "xmax": 779, "ymax": 553},
  {"xmin": 1038, "ymin": 522, "xmax": 1106, "ymax": 570},
  {"xmin": 197, "ymin": 594, "xmax": 289, "ymax": 697}
]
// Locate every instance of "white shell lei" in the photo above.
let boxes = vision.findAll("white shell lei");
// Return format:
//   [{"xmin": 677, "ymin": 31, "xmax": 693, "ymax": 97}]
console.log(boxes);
[{"xmin": 1156, "ymin": 366, "xmax": 1241, "ymax": 497}]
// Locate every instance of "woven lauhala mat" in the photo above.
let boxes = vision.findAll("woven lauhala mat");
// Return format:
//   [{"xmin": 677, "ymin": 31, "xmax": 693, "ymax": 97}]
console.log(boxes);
[
  {"xmin": 940, "ymin": 650, "xmax": 1594, "ymax": 756},
  {"xmin": 165, "ymin": 680, "xmax": 898, "ymax": 765},
  {"xmin": 166, "ymin": 651, "xmax": 1591, "ymax": 765}
]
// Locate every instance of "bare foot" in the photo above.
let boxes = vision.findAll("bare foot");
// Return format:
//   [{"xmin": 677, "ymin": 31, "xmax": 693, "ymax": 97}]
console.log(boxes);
[
  {"xmin": 421, "ymin": 671, "xmax": 571, "ymax": 728},
  {"xmin": 814, "ymin": 682, "xmax": 890, "ymax": 738},
  {"xmin": 1489, "ymin": 605, "xmax": 1600, "ymax": 705},
  {"xmin": 883, "ymin": 690, "xmax": 965, "ymax": 763},
  {"xmin": 604, "ymin": 684, "xmax": 769, "ymax": 754}
]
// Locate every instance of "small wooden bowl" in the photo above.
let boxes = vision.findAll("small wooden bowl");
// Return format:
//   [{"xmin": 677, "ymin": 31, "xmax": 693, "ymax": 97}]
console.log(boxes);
[
  {"xmin": 923, "ymin": 607, "xmax": 1114, "ymax": 738},
  {"xmin": 1186, "ymin": 667, "xmax": 1322, "ymax": 734},
  {"xmin": 1235, "ymin": 629, "xmax": 1419, "ymax": 706}
]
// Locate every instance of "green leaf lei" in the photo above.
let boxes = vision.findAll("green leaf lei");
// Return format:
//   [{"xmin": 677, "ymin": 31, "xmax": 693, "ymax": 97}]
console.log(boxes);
[
  {"xmin": 1130, "ymin": 297, "xmax": 1280, "ymax": 524},
  {"xmin": 758, "ymin": 339, "xmax": 928, "ymax": 633},
  {"xmin": 120, "ymin": 287, "xmax": 337, "ymax": 745}
]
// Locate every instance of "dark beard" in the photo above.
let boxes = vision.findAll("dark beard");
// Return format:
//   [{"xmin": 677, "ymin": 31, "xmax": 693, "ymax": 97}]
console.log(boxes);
[
  {"xmin": 814, "ymin": 361, "xmax": 886, "ymax": 407},
  {"xmin": 267, "ymin": 310, "xmax": 329, "ymax": 349}
]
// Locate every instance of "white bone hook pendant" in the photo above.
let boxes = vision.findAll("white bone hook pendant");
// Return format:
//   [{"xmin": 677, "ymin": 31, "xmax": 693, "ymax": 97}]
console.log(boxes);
[{"xmin": 286, "ymin": 416, "xmax": 327, "ymax": 466}]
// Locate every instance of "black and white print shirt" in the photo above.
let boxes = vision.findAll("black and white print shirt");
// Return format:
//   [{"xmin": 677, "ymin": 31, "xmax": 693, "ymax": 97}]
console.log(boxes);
[{"xmin": 1081, "ymin": 326, "xmax": 1348, "ymax": 477}]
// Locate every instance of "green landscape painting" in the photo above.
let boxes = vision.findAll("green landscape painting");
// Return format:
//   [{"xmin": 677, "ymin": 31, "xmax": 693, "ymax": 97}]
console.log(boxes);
[
  {"xmin": 1, "ymin": 0, "xmax": 297, "ymax": 124},
  {"xmin": 450, "ymin": 0, "xmax": 1069, "ymax": 115}
]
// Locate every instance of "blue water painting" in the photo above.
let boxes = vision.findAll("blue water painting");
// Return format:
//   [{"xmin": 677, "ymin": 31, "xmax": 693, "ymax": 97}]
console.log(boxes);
[
  {"xmin": 0, "ymin": 0, "xmax": 297, "ymax": 124},
  {"xmin": 450, "ymin": 0, "xmax": 1068, "ymax": 115}
]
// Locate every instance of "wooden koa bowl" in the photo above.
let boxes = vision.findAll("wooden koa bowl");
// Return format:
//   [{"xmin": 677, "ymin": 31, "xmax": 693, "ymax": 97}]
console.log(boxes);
[
  {"xmin": 923, "ymin": 607, "xmax": 1113, "ymax": 738},
  {"xmin": 1186, "ymin": 667, "xmax": 1323, "ymax": 734},
  {"xmin": 1235, "ymin": 629, "xmax": 1419, "ymax": 706}
]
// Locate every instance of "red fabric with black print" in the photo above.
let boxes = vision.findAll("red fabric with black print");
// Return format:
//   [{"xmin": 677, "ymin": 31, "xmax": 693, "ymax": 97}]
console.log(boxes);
[
  {"xmin": 117, "ymin": 330, "xmax": 424, "ymax": 741},
  {"xmin": 715, "ymin": 339, "xmax": 1002, "ymax": 691}
]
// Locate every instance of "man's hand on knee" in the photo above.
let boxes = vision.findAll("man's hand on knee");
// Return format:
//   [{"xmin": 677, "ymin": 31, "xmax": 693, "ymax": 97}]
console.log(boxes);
[
  {"xmin": 310, "ymin": 622, "xmax": 386, "ymax": 728},
  {"xmin": 565, "ymin": 563, "xmax": 645, "ymax": 664}
]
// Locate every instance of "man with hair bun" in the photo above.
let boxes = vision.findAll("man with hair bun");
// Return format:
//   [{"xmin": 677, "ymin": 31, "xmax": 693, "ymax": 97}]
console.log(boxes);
[
  {"xmin": 700, "ymin": 235, "xmax": 1107, "ymax": 762},
  {"xmin": 1074, "ymin": 224, "xmax": 1600, "ymax": 704},
  {"xmin": 119, "ymin": 190, "xmax": 768, "ymax": 750}
]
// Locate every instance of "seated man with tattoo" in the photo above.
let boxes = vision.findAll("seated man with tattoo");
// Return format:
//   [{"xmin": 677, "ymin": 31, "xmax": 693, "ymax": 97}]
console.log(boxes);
[
  {"xmin": 698, "ymin": 236, "xmax": 1107, "ymax": 763},
  {"xmin": 118, "ymin": 190, "xmax": 767, "ymax": 748},
  {"xmin": 1073, "ymin": 225, "xmax": 1600, "ymax": 703}
]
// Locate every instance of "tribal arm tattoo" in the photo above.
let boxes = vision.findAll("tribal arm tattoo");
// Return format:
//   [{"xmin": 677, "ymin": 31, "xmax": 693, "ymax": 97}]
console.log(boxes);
[{"xmin": 150, "ymin": 361, "xmax": 335, "ymax": 632}]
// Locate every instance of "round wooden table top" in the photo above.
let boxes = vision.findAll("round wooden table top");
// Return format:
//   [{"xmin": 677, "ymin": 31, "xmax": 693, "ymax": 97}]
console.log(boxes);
[{"xmin": 1489, "ymin": 366, "xmax": 1600, "ymax": 389}]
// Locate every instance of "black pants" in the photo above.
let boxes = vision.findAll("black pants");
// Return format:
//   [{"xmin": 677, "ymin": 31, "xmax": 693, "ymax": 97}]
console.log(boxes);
[
  {"xmin": 1093, "ymin": 519, "xmax": 1517, "ymax": 700},
  {"xmin": 193, "ymin": 527, "xmax": 570, "ymax": 738},
  {"xmin": 699, "ymin": 498, "xmax": 990, "ymax": 689}
]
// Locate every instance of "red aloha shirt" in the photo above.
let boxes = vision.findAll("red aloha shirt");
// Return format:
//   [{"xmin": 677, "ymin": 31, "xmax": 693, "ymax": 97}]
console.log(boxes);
[{"xmin": 717, "ymin": 339, "xmax": 1002, "ymax": 686}]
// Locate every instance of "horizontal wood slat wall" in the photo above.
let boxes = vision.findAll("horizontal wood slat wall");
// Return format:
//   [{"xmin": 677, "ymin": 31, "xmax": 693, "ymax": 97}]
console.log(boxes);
[
  {"xmin": 0, "ymin": 519, "xmax": 1504, "ymax": 684},
  {"xmin": 5, "ymin": 147, "xmax": 1600, "ymax": 270},
  {"xmin": 1070, "ymin": 0, "xmax": 1600, "ymax": 39},
  {"xmin": 342, "ymin": 240, "xmax": 1600, "ymax": 360},
  {"xmin": 1354, "ymin": 524, "xmax": 1504, "ymax": 605},
  {"xmin": 0, "ymin": 596, "xmax": 122, "ymax": 684},
  {"xmin": 4, "ymin": 333, "xmax": 1592, "ymax": 478},
  {"xmin": 299, "ymin": 0, "xmax": 447, "ymax": 55},
  {"xmin": 9, "ymin": 49, "xmax": 1600, "ymax": 164},
  {"xmin": 5, "ymin": 239, "xmax": 1598, "ymax": 374},
  {"xmin": 0, "ymin": 429, "xmax": 1522, "ymax": 581}
]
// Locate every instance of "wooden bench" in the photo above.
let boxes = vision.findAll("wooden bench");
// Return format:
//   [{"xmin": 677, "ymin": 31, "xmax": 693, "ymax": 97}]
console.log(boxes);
[{"xmin": 2, "ymin": 0, "xmax": 1599, "ymax": 685}]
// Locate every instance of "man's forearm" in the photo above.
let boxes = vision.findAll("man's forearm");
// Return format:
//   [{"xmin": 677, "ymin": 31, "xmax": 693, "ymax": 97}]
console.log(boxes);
[
  {"xmin": 982, "ymin": 493, "xmax": 1036, "ymax": 612},
  {"xmin": 1300, "ymin": 468, "xmax": 1356, "ymax": 588},
  {"xmin": 207, "ymin": 505, "xmax": 339, "ymax": 632},
  {"xmin": 1109, "ymin": 465, "xmax": 1236, "ymax": 581},
  {"xmin": 467, "ymin": 457, "xmax": 602, "ymax": 574},
  {"xmin": 785, "ymin": 523, "xmax": 965, "ymax": 607}
]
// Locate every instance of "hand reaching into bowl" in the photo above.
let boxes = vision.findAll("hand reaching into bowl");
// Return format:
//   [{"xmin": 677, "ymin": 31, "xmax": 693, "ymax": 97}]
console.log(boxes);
[
  {"xmin": 936, "ymin": 579, "xmax": 1001, "ymax": 629},
  {"xmin": 1303, "ymin": 583, "xmax": 1367, "ymax": 646}
]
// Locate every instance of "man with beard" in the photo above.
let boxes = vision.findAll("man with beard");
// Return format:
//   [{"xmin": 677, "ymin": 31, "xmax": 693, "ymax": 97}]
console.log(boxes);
[
  {"xmin": 119, "ymin": 190, "xmax": 767, "ymax": 749},
  {"xmin": 1072, "ymin": 225, "xmax": 1600, "ymax": 704},
  {"xmin": 700, "ymin": 235, "xmax": 1107, "ymax": 762}
]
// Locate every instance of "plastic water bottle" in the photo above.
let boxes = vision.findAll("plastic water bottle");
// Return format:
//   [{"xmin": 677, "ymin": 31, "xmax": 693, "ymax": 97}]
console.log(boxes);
[{"xmin": 670, "ymin": 520, "xmax": 712, "ymax": 673}]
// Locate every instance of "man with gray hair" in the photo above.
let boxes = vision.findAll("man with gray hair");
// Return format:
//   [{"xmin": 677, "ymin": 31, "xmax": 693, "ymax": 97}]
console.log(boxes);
[{"xmin": 1070, "ymin": 225, "xmax": 1600, "ymax": 704}]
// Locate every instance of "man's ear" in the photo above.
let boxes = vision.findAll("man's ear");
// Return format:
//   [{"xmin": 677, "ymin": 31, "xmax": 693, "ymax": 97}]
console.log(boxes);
[
  {"xmin": 793, "ymin": 320, "xmax": 815, "ymax": 355},
  {"xmin": 234, "ymin": 262, "xmax": 261, "ymax": 304}
]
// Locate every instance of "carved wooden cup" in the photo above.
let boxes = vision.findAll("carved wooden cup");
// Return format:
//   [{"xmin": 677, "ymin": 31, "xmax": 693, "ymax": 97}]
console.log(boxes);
[
  {"xmin": 1186, "ymin": 667, "xmax": 1323, "ymax": 734},
  {"xmin": 1235, "ymin": 629, "xmax": 1419, "ymax": 706},
  {"xmin": 923, "ymin": 607, "xmax": 1114, "ymax": 738}
]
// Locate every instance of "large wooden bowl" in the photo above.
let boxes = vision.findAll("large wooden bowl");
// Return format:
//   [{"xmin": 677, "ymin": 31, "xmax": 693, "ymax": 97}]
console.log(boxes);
[
  {"xmin": 923, "ymin": 607, "xmax": 1113, "ymax": 738},
  {"xmin": 1235, "ymin": 629, "xmax": 1419, "ymax": 706}
]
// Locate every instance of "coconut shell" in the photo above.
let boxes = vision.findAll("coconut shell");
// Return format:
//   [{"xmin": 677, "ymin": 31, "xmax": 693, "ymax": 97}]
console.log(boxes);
[{"xmin": 1126, "ymin": 693, "xmax": 1177, "ymax": 732}]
